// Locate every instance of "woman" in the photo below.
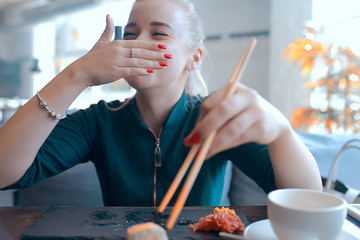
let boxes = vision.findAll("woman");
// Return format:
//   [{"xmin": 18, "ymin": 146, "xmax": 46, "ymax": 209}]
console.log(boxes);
[{"xmin": 0, "ymin": 0, "xmax": 322, "ymax": 206}]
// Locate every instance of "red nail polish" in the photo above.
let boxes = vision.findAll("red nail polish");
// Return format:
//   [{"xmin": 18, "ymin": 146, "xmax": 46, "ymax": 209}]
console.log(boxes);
[
  {"xmin": 183, "ymin": 131, "xmax": 201, "ymax": 146},
  {"xmin": 183, "ymin": 137, "xmax": 191, "ymax": 146},
  {"xmin": 158, "ymin": 44, "xmax": 167, "ymax": 49},
  {"xmin": 164, "ymin": 54, "xmax": 172, "ymax": 59},
  {"xmin": 147, "ymin": 69, "xmax": 154, "ymax": 73},
  {"xmin": 190, "ymin": 132, "xmax": 201, "ymax": 144},
  {"xmin": 159, "ymin": 62, "xmax": 168, "ymax": 67}
]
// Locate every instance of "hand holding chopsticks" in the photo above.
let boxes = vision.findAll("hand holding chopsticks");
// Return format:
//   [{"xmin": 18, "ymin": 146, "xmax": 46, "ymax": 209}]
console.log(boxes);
[{"xmin": 158, "ymin": 37, "xmax": 258, "ymax": 230}]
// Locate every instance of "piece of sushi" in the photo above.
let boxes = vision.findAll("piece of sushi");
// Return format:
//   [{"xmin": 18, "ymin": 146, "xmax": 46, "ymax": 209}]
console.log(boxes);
[{"xmin": 127, "ymin": 222, "xmax": 169, "ymax": 240}]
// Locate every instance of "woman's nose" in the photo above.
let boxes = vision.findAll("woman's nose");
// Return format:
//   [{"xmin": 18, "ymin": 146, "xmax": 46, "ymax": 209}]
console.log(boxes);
[{"xmin": 137, "ymin": 32, "xmax": 153, "ymax": 42}]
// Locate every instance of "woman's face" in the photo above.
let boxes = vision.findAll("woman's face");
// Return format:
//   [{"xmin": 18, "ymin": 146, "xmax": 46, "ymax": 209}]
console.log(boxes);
[{"xmin": 123, "ymin": 0, "xmax": 194, "ymax": 92}]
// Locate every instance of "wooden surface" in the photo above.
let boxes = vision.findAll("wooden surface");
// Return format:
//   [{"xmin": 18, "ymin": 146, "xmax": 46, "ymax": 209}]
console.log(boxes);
[
  {"xmin": 0, "ymin": 206, "xmax": 267, "ymax": 240},
  {"xmin": 0, "ymin": 207, "xmax": 47, "ymax": 240}
]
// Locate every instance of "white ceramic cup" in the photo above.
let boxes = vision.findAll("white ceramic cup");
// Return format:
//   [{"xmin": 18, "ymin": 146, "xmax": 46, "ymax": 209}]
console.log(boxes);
[{"xmin": 267, "ymin": 188, "xmax": 347, "ymax": 240}]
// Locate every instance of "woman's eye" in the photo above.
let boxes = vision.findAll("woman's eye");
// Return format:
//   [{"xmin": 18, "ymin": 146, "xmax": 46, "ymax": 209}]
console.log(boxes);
[
  {"xmin": 153, "ymin": 32, "xmax": 168, "ymax": 37},
  {"xmin": 123, "ymin": 32, "xmax": 136, "ymax": 38}
]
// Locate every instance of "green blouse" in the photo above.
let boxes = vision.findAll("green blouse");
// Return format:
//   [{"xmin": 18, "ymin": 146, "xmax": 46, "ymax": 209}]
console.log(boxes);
[{"xmin": 9, "ymin": 92, "xmax": 275, "ymax": 206}]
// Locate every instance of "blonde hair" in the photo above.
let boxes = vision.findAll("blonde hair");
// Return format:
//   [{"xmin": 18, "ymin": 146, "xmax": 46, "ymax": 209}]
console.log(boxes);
[{"xmin": 135, "ymin": 0, "xmax": 209, "ymax": 97}]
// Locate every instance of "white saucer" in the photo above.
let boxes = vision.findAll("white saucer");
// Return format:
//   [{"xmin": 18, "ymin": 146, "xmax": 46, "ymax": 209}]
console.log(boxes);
[{"xmin": 244, "ymin": 219, "xmax": 358, "ymax": 240}]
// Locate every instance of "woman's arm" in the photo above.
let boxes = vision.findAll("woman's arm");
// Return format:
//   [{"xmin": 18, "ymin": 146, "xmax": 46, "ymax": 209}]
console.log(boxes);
[
  {"xmin": 267, "ymin": 128, "xmax": 322, "ymax": 190},
  {"xmin": 0, "ymin": 55, "xmax": 88, "ymax": 189},
  {"xmin": 183, "ymin": 83, "xmax": 322, "ymax": 191},
  {"xmin": 0, "ymin": 15, "xmax": 169, "ymax": 189}
]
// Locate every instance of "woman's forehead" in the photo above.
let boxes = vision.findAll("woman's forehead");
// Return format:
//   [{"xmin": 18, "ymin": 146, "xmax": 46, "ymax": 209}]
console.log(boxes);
[{"xmin": 128, "ymin": 0, "xmax": 186, "ymax": 29}]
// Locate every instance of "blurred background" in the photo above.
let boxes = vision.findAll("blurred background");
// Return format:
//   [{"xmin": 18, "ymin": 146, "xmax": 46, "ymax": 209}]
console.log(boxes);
[
  {"xmin": 0, "ymin": 0, "xmax": 359, "ymax": 125},
  {"xmin": 0, "ymin": 0, "xmax": 360, "ymax": 205}
]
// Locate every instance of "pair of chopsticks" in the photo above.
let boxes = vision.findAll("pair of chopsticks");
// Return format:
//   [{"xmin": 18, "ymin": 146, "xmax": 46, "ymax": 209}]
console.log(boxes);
[{"xmin": 158, "ymin": 37, "xmax": 258, "ymax": 230}]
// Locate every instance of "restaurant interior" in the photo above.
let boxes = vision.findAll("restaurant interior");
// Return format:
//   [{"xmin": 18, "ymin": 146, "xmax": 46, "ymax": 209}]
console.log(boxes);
[{"xmin": 0, "ymin": 0, "xmax": 360, "ymax": 238}]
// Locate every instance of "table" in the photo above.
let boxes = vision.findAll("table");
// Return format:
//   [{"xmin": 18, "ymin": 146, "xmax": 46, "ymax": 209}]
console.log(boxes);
[
  {"xmin": 0, "ymin": 206, "xmax": 266, "ymax": 239},
  {"xmin": 0, "ymin": 206, "xmax": 359, "ymax": 239}
]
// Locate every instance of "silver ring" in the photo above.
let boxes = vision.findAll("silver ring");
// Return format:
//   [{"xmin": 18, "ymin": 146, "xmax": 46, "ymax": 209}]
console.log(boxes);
[{"xmin": 130, "ymin": 48, "xmax": 134, "ymax": 58}]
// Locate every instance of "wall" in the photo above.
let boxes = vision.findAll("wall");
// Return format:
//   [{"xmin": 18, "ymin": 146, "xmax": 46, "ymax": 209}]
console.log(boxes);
[
  {"xmin": 194, "ymin": 0, "xmax": 313, "ymax": 118},
  {"xmin": 269, "ymin": 0, "xmax": 313, "ymax": 118},
  {"xmin": 193, "ymin": 0, "xmax": 270, "ymax": 98}
]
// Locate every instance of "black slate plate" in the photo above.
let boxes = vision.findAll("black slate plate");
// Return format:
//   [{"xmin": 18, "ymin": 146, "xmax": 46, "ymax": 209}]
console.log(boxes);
[{"xmin": 21, "ymin": 207, "xmax": 249, "ymax": 240}]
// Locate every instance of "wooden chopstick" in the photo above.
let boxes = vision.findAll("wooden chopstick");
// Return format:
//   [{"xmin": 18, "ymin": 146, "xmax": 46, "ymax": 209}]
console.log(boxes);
[
  {"xmin": 166, "ymin": 131, "xmax": 216, "ymax": 229},
  {"xmin": 158, "ymin": 143, "xmax": 200, "ymax": 213},
  {"xmin": 158, "ymin": 38, "xmax": 257, "ymax": 214},
  {"xmin": 164, "ymin": 37, "xmax": 257, "ymax": 230}
]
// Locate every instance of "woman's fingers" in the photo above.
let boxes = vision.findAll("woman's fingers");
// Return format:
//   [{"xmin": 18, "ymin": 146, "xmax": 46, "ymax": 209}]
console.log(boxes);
[
  {"xmin": 184, "ymin": 83, "xmax": 290, "ymax": 158},
  {"xmin": 78, "ymin": 15, "xmax": 173, "ymax": 87},
  {"xmin": 195, "ymin": 84, "xmax": 229, "ymax": 120},
  {"xmin": 94, "ymin": 15, "xmax": 169, "ymax": 61},
  {"xmin": 93, "ymin": 14, "xmax": 115, "ymax": 49},
  {"xmin": 125, "ymin": 47, "xmax": 172, "ymax": 61},
  {"xmin": 119, "ymin": 67, "xmax": 156, "ymax": 77},
  {"xmin": 113, "ymin": 44, "xmax": 171, "ymax": 62},
  {"xmin": 100, "ymin": 14, "xmax": 115, "ymax": 42},
  {"xmin": 206, "ymin": 107, "xmax": 261, "ymax": 158},
  {"xmin": 184, "ymin": 84, "xmax": 256, "ymax": 145},
  {"xmin": 121, "ymin": 41, "xmax": 167, "ymax": 51}
]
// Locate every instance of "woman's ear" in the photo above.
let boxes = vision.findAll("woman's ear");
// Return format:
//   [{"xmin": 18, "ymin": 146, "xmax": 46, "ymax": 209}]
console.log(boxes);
[{"xmin": 189, "ymin": 48, "xmax": 203, "ymax": 71}]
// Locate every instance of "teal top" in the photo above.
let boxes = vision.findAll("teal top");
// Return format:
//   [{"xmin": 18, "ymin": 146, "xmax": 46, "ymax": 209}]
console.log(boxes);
[{"xmin": 8, "ymin": 92, "xmax": 275, "ymax": 206}]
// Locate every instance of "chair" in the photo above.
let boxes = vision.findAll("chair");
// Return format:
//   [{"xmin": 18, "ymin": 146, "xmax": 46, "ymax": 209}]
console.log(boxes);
[
  {"xmin": 14, "ymin": 162, "xmax": 103, "ymax": 206},
  {"xmin": 323, "ymin": 139, "xmax": 360, "ymax": 204}
]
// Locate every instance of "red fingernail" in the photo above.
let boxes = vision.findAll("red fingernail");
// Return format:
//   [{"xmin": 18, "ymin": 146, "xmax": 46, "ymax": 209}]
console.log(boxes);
[
  {"xmin": 164, "ymin": 54, "xmax": 172, "ymax": 59},
  {"xmin": 158, "ymin": 44, "xmax": 167, "ymax": 49},
  {"xmin": 147, "ymin": 69, "xmax": 154, "ymax": 73},
  {"xmin": 159, "ymin": 62, "xmax": 168, "ymax": 67},
  {"xmin": 183, "ymin": 137, "xmax": 191, "ymax": 146},
  {"xmin": 183, "ymin": 131, "xmax": 201, "ymax": 146}
]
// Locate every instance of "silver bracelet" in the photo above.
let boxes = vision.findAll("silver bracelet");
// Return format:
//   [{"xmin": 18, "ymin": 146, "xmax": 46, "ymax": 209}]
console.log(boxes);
[{"xmin": 36, "ymin": 91, "xmax": 65, "ymax": 120}]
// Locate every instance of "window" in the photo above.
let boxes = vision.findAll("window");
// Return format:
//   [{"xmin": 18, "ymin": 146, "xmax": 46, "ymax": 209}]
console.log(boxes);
[{"xmin": 312, "ymin": 0, "xmax": 360, "ymax": 54}]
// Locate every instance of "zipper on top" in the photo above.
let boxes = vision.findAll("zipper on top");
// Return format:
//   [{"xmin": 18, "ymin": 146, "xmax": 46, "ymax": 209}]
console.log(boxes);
[
  {"xmin": 154, "ymin": 137, "xmax": 161, "ymax": 167},
  {"xmin": 148, "ymin": 127, "xmax": 163, "ymax": 207}
]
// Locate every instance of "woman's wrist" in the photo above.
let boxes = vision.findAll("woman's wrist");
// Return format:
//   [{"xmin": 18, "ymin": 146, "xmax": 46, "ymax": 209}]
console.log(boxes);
[{"xmin": 61, "ymin": 60, "xmax": 90, "ymax": 91}]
